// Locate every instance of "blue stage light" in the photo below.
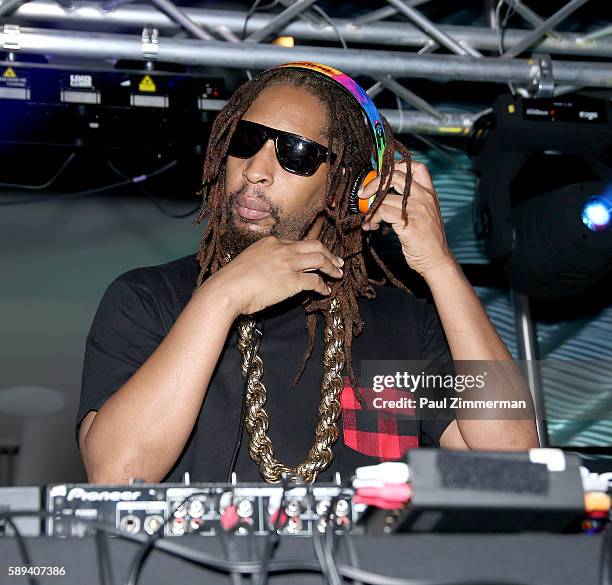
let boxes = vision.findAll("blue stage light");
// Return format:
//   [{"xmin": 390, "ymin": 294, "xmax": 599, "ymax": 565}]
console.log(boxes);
[{"xmin": 581, "ymin": 194, "xmax": 612, "ymax": 232}]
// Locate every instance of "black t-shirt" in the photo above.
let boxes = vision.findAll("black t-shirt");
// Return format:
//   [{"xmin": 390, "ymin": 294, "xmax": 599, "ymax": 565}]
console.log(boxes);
[{"xmin": 76, "ymin": 254, "xmax": 455, "ymax": 483}]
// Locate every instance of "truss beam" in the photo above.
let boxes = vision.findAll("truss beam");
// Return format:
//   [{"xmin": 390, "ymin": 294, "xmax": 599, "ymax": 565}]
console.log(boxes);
[
  {"xmin": 1, "ymin": 26, "xmax": 610, "ymax": 89},
  {"xmin": 7, "ymin": 2, "xmax": 612, "ymax": 58},
  {"xmin": 502, "ymin": 0, "xmax": 592, "ymax": 58}
]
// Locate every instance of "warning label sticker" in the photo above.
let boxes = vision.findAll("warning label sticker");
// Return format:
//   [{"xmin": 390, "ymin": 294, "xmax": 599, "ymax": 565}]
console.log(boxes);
[
  {"xmin": 0, "ymin": 67, "xmax": 29, "ymax": 88},
  {"xmin": 0, "ymin": 66, "xmax": 30, "ymax": 99},
  {"xmin": 0, "ymin": 66, "xmax": 27, "ymax": 87},
  {"xmin": 138, "ymin": 75, "xmax": 156, "ymax": 93}
]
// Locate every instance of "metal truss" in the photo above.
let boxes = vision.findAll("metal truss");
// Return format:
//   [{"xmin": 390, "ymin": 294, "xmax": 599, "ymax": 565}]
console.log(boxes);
[{"xmin": 1, "ymin": 0, "xmax": 611, "ymax": 134}]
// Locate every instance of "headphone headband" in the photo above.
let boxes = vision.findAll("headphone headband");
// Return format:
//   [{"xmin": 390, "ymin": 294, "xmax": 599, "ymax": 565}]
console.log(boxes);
[{"xmin": 273, "ymin": 61, "xmax": 387, "ymax": 175}]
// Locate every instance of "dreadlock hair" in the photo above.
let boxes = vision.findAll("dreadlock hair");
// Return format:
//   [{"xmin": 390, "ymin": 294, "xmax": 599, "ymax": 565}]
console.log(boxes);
[{"xmin": 192, "ymin": 67, "xmax": 414, "ymax": 406}]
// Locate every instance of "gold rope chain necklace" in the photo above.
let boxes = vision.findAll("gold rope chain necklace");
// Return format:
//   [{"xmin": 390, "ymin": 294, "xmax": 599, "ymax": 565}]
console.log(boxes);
[{"xmin": 236, "ymin": 298, "xmax": 345, "ymax": 484}]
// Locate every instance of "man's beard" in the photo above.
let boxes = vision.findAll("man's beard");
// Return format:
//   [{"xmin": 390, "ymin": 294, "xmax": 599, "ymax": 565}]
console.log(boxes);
[{"xmin": 220, "ymin": 184, "xmax": 324, "ymax": 259}]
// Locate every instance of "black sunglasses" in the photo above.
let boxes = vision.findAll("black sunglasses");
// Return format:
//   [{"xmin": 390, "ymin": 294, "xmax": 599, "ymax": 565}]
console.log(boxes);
[{"xmin": 227, "ymin": 120, "xmax": 335, "ymax": 176}]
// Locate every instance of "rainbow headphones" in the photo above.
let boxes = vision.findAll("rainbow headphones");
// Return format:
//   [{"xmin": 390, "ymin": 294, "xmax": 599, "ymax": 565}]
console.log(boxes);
[{"xmin": 273, "ymin": 61, "xmax": 387, "ymax": 214}]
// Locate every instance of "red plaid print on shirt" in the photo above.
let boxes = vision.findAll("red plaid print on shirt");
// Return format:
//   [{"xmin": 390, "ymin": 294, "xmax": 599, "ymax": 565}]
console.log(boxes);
[{"xmin": 340, "ymin": 377, "xmax": 418, "ymax": 460}]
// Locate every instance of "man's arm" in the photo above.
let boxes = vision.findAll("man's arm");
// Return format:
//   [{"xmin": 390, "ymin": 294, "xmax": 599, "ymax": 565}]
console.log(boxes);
[
  {"xmin": 80, "ymin": 283, "xmax": 237, "ymax": 483},
  {"xmin": 359, "ymin": 160, "xmax": 539, "ymax": 451},
  {"xmin": 423, "ymin": 260, "xmax": 539, "ymax": 450}
]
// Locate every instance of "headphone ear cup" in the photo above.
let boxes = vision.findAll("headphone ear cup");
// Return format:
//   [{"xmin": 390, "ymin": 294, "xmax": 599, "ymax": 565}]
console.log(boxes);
[
  {"xmin": 348, "ymin": 168, "xmax": 368, "ymax": 214},
  {"xmin": 349, "ymin": 168, "xmax": 378, "ymax": 214}
]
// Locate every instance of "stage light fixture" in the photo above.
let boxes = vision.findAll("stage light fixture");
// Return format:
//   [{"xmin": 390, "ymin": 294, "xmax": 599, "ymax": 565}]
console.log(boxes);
[{"xmin": 470, "ymin": 92, "xmax": 612, "ymax": 299}]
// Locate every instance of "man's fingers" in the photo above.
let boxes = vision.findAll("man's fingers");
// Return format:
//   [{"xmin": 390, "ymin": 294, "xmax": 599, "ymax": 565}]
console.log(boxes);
[
  {"xmin": 295, "ymin": 252, "xmax": 343, "ymax": 278},
  {"xmin": 299, "ymin": 272, "xmax": 331, "ymax": 296},
  {"xmin": 394, "ymin": 160, "xmax": 434, "ymax": 191},
  {"xmin": 358, "ymin": 170, "xmax": 414, "ymax": 203},
  {"xmin": 357, "ymin": 161, "xmax": 436, "ymax": 200},
  {"xmin": 395, "ymin": 161, "xmax": 409, "ymax": 174},
  {"xmin": 410, "ymin": 161, "xmax": 434, "ymax": 191},
  {"xmin": 289, "ymin": 239, "xmax": 344, "ymax": 267},
  {"xmin": 363, "ymin": 203, "xmax": 407, "ymax": 231}
]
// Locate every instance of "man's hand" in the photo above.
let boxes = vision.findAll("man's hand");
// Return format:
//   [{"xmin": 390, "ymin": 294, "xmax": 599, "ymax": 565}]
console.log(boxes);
[
  {"xmin": 202, "ymin": 236, "xmax": 344, "ymax": 316},
  {"xmin": 359, "ymin": 160, "xmax": 455, "ymax": 278}
]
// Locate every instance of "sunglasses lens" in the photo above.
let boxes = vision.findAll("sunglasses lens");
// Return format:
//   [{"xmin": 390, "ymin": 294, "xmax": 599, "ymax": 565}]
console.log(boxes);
[
  {"xmin": 228, "ymin": 122, "xmax": 267, "ymax": 158},
  {"xmin": 276, "ymin": 135, "xmax": 321, "ymax": 175},
  {"xmin": 228, "ymin": 121, "xmax": 326, "ymax": 176}
]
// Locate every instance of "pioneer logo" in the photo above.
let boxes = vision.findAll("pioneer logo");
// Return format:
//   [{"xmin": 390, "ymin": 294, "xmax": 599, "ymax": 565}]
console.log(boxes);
[{"xmin": 67, "ymin": 488, "xmax": 142, "ymax": 502}]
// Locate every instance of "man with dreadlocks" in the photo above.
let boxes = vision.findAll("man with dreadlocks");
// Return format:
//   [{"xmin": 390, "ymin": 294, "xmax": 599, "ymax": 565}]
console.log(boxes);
[{"xmin": 76, "ymin": 64, "xmax": 538, "ymax": 484}]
